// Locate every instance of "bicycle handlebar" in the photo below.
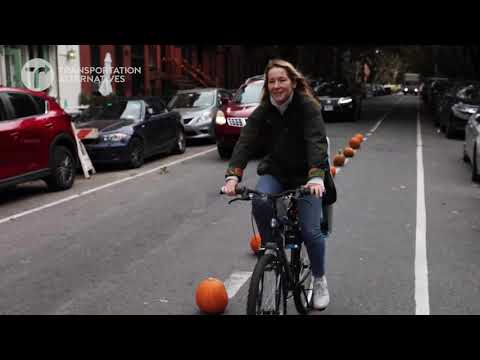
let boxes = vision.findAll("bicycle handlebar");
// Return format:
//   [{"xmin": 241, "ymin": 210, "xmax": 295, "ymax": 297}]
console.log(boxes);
[{"xmin": 220, "ymin": 185, "xmax": 311, "ymax": 200}]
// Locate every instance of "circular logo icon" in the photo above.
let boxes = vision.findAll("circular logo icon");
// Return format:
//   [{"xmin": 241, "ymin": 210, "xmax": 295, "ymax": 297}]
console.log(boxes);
[{"xmin": 21, "ymin": 58, "xmax": 54, "ymax": 91}]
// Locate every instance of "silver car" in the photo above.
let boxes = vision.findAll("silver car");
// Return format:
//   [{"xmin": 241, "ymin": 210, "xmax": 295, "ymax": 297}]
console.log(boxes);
[
  {"xmin": 463, "ymin": 111, "xmax": 480, "ymax": 182},
  {"xmin": 167, "ymin": 88, "xmax": 231, "ymax": 141}
]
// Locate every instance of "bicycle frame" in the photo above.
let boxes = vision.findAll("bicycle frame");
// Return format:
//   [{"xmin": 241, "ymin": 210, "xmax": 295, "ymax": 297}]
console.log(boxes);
[
  {"xmin": 222, "ymin": 185, "xmax": 316, "ymax": 297},
  {"xmin": 257, "ymin": 195, "xmax": 308, "ymax": 293}
]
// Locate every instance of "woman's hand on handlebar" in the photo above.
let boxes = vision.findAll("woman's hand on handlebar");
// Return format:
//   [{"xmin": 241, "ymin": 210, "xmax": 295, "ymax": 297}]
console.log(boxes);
[
  {"xmin": 304, "ymin": 182, "xmax": 325, "ymax": 199},
  {"xmin": 221, "ymin": 179, "xmax": 239, "ymax": 196}
]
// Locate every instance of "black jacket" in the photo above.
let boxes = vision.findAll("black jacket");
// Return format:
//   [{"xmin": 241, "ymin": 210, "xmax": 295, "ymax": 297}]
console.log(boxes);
[{"xmin": 226, "ymin": 91, "xmax": 333, "ymax": 192}]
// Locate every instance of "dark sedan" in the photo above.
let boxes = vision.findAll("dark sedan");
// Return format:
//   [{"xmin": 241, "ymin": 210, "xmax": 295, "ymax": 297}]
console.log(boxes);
[
  {"xmin": 315, "ymin": 81, "xmax": 362, "ymax": 122},
  {"xmin": 75, "ymin": 97, "xmax": 186, "ymax": 168}
]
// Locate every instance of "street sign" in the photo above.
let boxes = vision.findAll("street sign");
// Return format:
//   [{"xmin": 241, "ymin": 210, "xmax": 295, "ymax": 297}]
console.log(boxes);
[{"xmin": 71, "ymin": 122, "xmax": 96, "ymax": 179}]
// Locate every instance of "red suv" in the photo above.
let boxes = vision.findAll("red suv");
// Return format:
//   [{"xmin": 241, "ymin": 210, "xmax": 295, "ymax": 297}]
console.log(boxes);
[
  {"xmin": 214, "ymin": 76, "xmax": 264, "ymax": 159},
  {"xmin": 0, "ymin": 87, "xmax": 77, "ymax": 191}
]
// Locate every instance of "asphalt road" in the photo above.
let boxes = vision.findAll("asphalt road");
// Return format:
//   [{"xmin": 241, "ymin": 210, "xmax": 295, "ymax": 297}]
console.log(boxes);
[{"xmin": 0, "ymin": 93, "xmax": 479, "ymax": 315}]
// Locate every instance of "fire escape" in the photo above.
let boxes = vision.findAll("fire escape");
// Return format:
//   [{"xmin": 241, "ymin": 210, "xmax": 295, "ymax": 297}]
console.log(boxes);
[{"xmin": 163, "ymin": 57, "xmax": 218, "ymax": 90}]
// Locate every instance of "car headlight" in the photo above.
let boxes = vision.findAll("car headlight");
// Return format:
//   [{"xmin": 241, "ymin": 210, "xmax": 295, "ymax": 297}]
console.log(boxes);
[
  {"xmin": 215, "ymin": 110, "xmax": 226, "ymax": 125},
  {"xmin": 194, "ymin": 111, "xmax": 212, "ymax": 125},
  {"xmin": 404, "ymin": 88, "xmax": 408, "ymax": 92},
  {"xmin": 414, "ymin": 88, "xmax": 418, "ymax": 92},
  {"xmin": 103, "ymin": 133, "xmax": 129, "ymax": 142},
  {"xmin": 338, "ymin": 97, "xmax": 352, "ymax": 105}
]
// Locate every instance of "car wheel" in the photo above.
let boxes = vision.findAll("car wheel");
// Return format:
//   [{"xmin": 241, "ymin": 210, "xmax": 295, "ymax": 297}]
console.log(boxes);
[
  {"xmin": 217, "ymin": 143, "xmax": 232, "ymax": 159},
  {"xmin": 45, "ymin": 146, "xmax": 75, "ymax": 191},
  {"xmin": 128, "ymin": 137, "xmax": 144, "ymax": 169},
  {"xmin": 473, "ymin": 145, "xmax": 480, "ymax": 183},
  {"xmin": 172, "ymin": 128, "xmax": 186, "ymax": 154}
]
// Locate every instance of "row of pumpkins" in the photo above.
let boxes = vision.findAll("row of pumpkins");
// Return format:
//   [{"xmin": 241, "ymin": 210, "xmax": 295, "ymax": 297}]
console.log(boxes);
[
  {"xmin": 331, "ymin": 132, "xmax": 364, "ymax": 176},
  {"xmin": 196, "ymin": 133, "xmax": 365, "ymax": 315}
]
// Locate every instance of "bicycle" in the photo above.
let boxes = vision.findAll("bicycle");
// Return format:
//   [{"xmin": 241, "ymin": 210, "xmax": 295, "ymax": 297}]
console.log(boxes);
[{"xmin": 221, "ymin": 185, "xmax": 331, "ymax": 315}]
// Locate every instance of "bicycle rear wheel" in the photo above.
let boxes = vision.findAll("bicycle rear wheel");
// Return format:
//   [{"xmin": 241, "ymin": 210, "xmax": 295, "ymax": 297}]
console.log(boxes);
[
  {"xmin": 246, "ymin": 253, "xmax": 287, "ymax": 315},
  {"xmin": 293, "ymin": 243, "xmax": 313, "ymax": 314}
]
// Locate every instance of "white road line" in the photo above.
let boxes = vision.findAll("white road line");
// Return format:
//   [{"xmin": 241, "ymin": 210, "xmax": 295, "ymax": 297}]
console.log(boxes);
[
  {"xmin": 224, "ymin": 271, "xmax": 252, "ymax": 299},
  {"xmin": 415, "ymin": 105, "xmax": 430, "ymax": 315},
  {"xmin": 0, "ymin": 147, "xmax": 217, "ymax": 225}
]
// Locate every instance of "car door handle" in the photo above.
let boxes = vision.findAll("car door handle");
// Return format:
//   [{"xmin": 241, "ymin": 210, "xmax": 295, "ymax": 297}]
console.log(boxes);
[{"xmin": 44, "ymin": 123, "xmax": 54, "ymax": 128}]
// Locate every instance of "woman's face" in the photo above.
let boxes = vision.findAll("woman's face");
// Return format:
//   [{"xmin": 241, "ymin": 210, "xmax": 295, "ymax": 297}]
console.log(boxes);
[{"xmin": 267, "ymin": 67, "xmax": 296, "ymax": 105}]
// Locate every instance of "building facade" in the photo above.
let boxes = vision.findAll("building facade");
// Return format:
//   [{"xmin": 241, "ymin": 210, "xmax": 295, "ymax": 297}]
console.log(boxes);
[{"xmin": 78, "ymin": 45, "xmax": 250, "ymax": 100}]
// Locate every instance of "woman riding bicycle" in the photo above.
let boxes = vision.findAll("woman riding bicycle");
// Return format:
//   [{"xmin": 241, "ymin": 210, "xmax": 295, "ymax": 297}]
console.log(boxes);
[{"xmin": 222, "ymin": 58, "xmax": 335, "ymax": 311}]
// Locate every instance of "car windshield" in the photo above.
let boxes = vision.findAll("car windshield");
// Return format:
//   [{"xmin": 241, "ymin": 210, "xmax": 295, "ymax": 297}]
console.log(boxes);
[
  {"xmin": 457, "ymin": 84, "xmax": 480, "ymax": 103},
  {"xmin": 79, "ymin": 100, "xmax": 143, "ymax": 121},
  {"xmin": 316, "ymin": 83, "xmax": 350, "ymax": 97},
  {"xmin": 405, "ymin": 81, "xmax": 419, "ymax": 86},
  {"xmin": 168, "ymin": 91, "xmax": 215, "ymax": 109},
  {"xmin": 233, "ymin": 81, "xmax": 264, "ymax": 104}
]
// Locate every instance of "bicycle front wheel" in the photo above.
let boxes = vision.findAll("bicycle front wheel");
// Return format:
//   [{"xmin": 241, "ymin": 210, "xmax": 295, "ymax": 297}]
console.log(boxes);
[
  {"xmin": 246, "ymin": 253, "xmax": 287, "ymax": 315},
  {"xmin": 293, "ymin": 243, "xmax": 313, "ymax": 314}
]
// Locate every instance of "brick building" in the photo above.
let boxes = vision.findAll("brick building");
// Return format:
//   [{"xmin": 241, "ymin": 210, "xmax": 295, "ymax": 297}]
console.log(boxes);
[{"xmin": 78, "ymin": 45, "xmax": 250, "ymax": 100}]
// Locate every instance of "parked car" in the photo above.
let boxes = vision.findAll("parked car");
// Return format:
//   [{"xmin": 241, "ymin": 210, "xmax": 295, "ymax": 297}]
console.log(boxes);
[
  {"xmin": 372, "ymin": 84, "xmax": 386, "ymax": 96},
  {"xmin": 214, "ymin": 76, "xmax": 264, "ymax": 159},
  {"xmin": 463, "ymin": 111, "xmax": 480, "ymax": 182},
  {"xmin": 167, "ymin": 88, "xmax": 232, "ymax": 141},
  {"xmin": 0, "ymin": 87, "xmax": 77, "ymax": 191},
  {"xmin": 315, "ymin": 81, "xmax": 362, "ymax": 122},
  {"xmin": 75, "ymin": 97, "xmax": 185, "ymax": 168},
  {"xmin": 437, "ymin": 82, "xmax": 480, "ymax": 138}
]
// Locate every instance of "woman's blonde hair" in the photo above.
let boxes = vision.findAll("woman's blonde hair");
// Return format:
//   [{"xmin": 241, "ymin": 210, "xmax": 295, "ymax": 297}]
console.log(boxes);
[{"xmin": 260, "ymin": 59, "xmax": 318, "ymax": 105}]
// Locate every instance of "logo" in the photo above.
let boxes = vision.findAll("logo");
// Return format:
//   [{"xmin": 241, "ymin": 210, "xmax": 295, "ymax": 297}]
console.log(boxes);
[{"xmin": 21, "ymin": 58, "xmax": 54, "ymax": 91}]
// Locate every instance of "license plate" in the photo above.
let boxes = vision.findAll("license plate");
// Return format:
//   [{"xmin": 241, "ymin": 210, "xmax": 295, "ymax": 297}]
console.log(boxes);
[{"xmin": 324, "ymin": 105, "xmax": 333, "ymax": 111}]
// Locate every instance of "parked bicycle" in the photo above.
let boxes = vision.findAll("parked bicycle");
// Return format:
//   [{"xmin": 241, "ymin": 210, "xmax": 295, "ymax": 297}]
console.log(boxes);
[{"xmin": 221, "ymin": 185, "xmax": 331, "ymax": 315}]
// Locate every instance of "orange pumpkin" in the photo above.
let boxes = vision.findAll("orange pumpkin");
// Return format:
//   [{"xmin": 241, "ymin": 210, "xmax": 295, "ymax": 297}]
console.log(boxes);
[
  {"xmin": 330, "ymin": 166, "xmax": 336, "ymax": 177},
  {"xmin": 333, "ymin": 151, "xmax": 346, "ymax": 167},
  {"xmin": 349, "ymin": 137, "xmax": 361, "ymax": 149},
  {"xmin": 195, "ymin": 277, "xmax": 229, "ymax": 314},
  {"xmin": 343, "ymin": 147, "xmax": 355, "ymax": 158},
  {"xmin": 354, "ymin": 133, "xmax": 364, "ymax": 142},
  {"xmin": 250, "ymin": 233, "xmax": 261, "ymax": 254}
]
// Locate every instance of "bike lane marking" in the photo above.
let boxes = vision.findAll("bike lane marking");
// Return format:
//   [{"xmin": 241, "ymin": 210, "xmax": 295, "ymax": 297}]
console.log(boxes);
[
  {"xmin": 224, "ymin": 271, "xmax": 252, "ymax": 299},
  {"xmin": 335, "ymin": 96, "xmax": 404, "ymax": 175},
  {"xmin": 0, "ymin": 147, "xmax": 217, "ymax": 226},
  {"xmin": 415, "ymin": 103, "xmax": 430, "ymax": 315}
]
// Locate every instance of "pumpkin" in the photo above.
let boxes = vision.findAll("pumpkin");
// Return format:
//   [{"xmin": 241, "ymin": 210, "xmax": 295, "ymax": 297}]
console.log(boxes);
[
  {"xmin": 349, "ymin": 136, "xmax": 361, "ymax": 149},
  {"xmin": 354, "ymin": 133, "xmax": 364, "ymax": 142},
  {"xmin": 330, "ymin": 166, "xmax": 336, "ymax": 177},
  {"xmin": 195, "ymin": 277, "xmax": 229, "ymax": 314},
  {"xmin": 250, "ymin": 233, "xmax": 261, "ymax": 254},
  {"xmin": 333, "ymin": 151, "xmax": 346, "ymax": 167},
  {"xmin": 343, "ymin": 147, "xmax": 355, "ymax": 158}
]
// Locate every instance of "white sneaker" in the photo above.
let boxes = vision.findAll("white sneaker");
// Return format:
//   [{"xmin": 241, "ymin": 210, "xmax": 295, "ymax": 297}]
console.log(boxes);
[{"xmin": 312, "ymin": 276, "xmax": 330, "ymax": 310}]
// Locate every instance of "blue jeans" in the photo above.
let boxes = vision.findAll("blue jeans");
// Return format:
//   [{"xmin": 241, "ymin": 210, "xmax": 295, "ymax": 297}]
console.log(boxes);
[{"xmin": 251, "ymin": 175, "xmax": 327, "ymax": 277}]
